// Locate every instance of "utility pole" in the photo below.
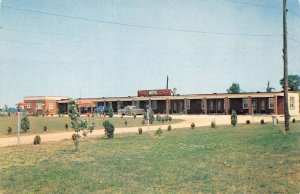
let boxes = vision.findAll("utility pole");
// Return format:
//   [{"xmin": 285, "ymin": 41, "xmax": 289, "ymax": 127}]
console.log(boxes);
[
  {"xmin": 283, "ymin": 0, "xmax": 289, "ymax": 131},
  {"xmin": 166, "ymin": 75, "xmax": 169, "ymax": 89}
]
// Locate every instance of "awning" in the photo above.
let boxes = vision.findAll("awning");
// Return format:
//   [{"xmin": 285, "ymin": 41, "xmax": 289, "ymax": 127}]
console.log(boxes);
[
  {"xmin": 16, "ymin": 102, "xmax": 27, "ymax": 106},
  {"xmin": 77, "ymin": 100, "xmax": 96, "ymax": 107}
]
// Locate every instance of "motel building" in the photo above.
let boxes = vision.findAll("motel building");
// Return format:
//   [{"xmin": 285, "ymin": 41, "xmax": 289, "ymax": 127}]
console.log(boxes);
[{"xmin": 20, "ymin": 90, "xmax": 300, "ymax": 116}]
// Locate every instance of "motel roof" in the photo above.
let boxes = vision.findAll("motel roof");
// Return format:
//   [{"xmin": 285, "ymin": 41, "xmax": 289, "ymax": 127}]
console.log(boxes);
[
  {"xmin": 75, "ymin": 91, "xmax": 291, "ymax": 102},
  {"xmin": 24, "ymin": 96, "xmax": 70, "ymax": 101}
]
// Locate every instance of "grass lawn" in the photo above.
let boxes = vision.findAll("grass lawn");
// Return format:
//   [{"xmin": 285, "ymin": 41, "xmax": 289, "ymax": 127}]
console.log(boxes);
[
  {"xmin": 0, "ymin": 122, "xmax": 300, "ymax": 193},
  {"xmin": 0, "ymin": 115, "xmax": 180, "ymax": 137}
]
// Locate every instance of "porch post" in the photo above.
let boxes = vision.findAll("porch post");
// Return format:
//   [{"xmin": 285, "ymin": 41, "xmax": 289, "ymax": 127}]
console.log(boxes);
[
  {"xmin": 204, "ymin": 98, "xmax": 208, "ymax": 115},
  {"xmin": 149, "ymin": 99, "xmax": 151, "ymax": 109},
  {"xmin": 274, "ymin": 95, "xmax": 278, "ymax": 114},
  {"xmin": 117, "ymin": 100, "xmax": 121, "ymax": 112},
  {"xmin": 166, "ymin": 98, "xmax": 170, "ymax": 114},
  {"xmin": 248, "ymin": 96, "xmax": 252, "ymax": 115},
  {"xmin": 184, "ymin": 98, "xmax": 188, "ymax": 114},
  {"xmin": 224, "ymin": 97, "xmax": 229, "ymax": 115},
  {"xmin": 132, "ymin": 99, "xmax": 135, "ymax": 106},
  {"xmin": 103, "ymin": 101, "xmax": 106, "ymax": 107}
]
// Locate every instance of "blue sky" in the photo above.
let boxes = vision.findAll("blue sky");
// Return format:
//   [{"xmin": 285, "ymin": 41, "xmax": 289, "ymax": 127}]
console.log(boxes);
[{"xmin": 0, "ymin": 0, "xmax": 300, "ymax": 107}]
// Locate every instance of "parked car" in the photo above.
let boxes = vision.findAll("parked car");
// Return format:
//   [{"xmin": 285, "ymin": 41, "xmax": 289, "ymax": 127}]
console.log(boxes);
[
  {"xmin": 95, "ymin": 106, "xmax": 109, "ymax": 114},
  {"xmin": 118, "ymin": 106, "xmax": 144, "ymax": 115}
]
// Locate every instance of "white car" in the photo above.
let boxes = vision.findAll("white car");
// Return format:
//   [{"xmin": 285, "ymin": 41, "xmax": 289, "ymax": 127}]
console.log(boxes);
[{"xmin": 119, "ymin": 106, "xmax": 144, "ymax": 115}]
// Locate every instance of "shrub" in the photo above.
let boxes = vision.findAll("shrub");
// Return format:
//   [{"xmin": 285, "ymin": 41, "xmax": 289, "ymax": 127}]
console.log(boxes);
[
  {"xmin": 125, "ymin": 120, "xmax": 128, "ymax": 126},
  {"xmin": 142, "ymin": 120, "xmax": 146, "ymax": 125},
  {"xmin": 168, "ymin": 116, "xmax": 172, "ymax": 122},
  {"xmin": 246, "ymin": 120, "xmax": 250, "ymax": 124},
  {"xmin": 231, "ymin": 109, "xmax": 237, "ymax": 127},
  {"xmin": 161, "ymin": 117, "xmax": 165, "ymax": 123},
  {"xmin": 33, "ymin": 135, "xmax": 41, "ymax": 145},
  {"xmin": 261, "ymin": 119, "xmax": 265, "ymax": 124},
  {"xmin": 211, "ymin": 121, "xmax": 216, "ymax": 128},
  {"xmin": 103, "ymin": 120, "xmax": 115, "ymax": 138},
  {"xmin": 292, "ymin": 118, "xmax": 296, "ymax": 123},
  {"xmin": 43, "ymin": 126, "xmax": 47, "ymax": 132},
  {"xmin": 89, "ymin": 123, "xmax": 95, "ymax": 132},
  {"xmin": 155, "ymin": 128, "xmax": 163, "ymax": 136},
  {"xmin": 65, "ymin": 123, "xmax": 69, "ymax": 130},
  {"xmin": 191, "ymin": 122, "xmax": 195, "ymax": 129},
  {"xmin": 8, "ymin": 112, "xmax": 11, "ymax": 117},
  {"xmin": 167, "ymin": 125, "xmax": 172, "ymax": 131},
  {"xmin": 133, "ymin": 114, "xmax": 136, "ymax": 119},
  {"xmin": 108, "ymin": 106, "xmax": 114, "ymax": 118},
  {"xmin": 156, "ymin": 115, "xmax": 162, "ymax": 121},
  {"xmin": 7, "ymin": 127, "xmax": 12, "ymax": 135},
  {"xmin": 21, "ymin": 114, "xmax": 30, "ymax": 133},
  {"xmin": 138, "ymin": 128, "xmax": 142, "ymax": 134},
  {"xmin": 34, "ymin": 111, "xmax": 39, "ymax": 117}
]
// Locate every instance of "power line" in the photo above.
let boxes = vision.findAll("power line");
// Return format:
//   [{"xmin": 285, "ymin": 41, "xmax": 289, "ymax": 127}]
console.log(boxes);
[
  {"xmin": 223, "ymin": 0, "xmax": 281, "ymax": 10},
  {"xmin": 1, "ymin": 5, "xmax": 282, "ymax": 37}
]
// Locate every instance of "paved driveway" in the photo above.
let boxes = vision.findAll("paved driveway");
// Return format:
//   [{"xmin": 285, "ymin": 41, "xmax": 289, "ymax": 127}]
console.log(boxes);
[{"xmin": 0, "ymin": 114, "xmax": 298, "ymax": 147}]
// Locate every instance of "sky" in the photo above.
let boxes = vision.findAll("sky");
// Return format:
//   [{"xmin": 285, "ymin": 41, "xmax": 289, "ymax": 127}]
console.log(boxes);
[{"xmin": 0, "ymin": 0, "xmax": 300, "ymax": 107}]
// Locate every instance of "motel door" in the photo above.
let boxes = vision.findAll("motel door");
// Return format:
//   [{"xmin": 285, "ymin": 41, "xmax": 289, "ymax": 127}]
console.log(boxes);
[{"xmin": 252, "ymin": 100, "xmax": 257, "ymax": 113}]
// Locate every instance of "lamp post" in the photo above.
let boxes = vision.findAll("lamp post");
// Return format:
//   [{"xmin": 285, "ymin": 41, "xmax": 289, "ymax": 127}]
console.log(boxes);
[{"xmin": 17, "ymin": 107, "xmax": 21, "ymax": 145}]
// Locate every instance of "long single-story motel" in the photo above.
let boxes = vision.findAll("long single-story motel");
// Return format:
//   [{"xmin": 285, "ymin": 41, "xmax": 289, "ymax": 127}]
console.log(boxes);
[{"xmin": 20, "ymin": 89, "xmax": 300, "ymax": 116}]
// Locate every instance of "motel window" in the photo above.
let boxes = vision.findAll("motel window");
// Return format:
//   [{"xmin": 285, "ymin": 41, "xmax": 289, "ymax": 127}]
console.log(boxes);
[
  {"xmin": 269, "ymin": 98, "xmax": 274, "ymax": 109},
  {"xmin": 135, "ymin": 101, "xmax": 140, "ymax": 108},
  {"xmin": 152, "ymin": 100, "xmax": 157, "ymax": 109},
  {"xmin": 261, "ymin": 100, "xmax": 265, "ymax": 111},
  {"xmin": 209, "ymin": 101, "xmax": 214, "ymax": 111},
  {"xmin": 243, "ymin": 99, "xmax": 249, "ymax": 109},
  {"xmin": 290, "ymin": 97, "xmax": 295, "ymax": 110},
  {"xmin": 49, "ymin": 102, "xmax": 54, "ymax": 110},
  {"xmin": 27, "ymin": 103, "xmax": 31, "ymax": 109},
  {"xmin": 217, "ymin": 101, "xmax": 222, "ymax": 111},
  {"xmin": 187, "ymin": 100, "xmax": 190, "ymax": 110},
  {"xmin": 36, "ymin": 103, "xmax": 43, "ymax": 110}
]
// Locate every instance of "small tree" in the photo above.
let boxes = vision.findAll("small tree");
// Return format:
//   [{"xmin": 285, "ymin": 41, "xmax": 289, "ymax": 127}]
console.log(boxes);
[
  {"xmin": 103, "ymin": 120, "xmax": 115, "ymax": 138},
  {"xmin": 21, "ymin": 113, "xmax": 30, "ymax": 133},
  {"xmin": 266, "ymin": 81, "xmax": 275, "ymax": 92},
  {"xmin": 68, "ymin": 100, "xmax": 94, "ymax": 150},
  {"xmin": 231, "ymin": 110, "xmax": 237, "ymax": 127},
  {"xmin": 108, "ymin": 106, "xmax": 114, "ymax": 118},
  {"xmin": 149, "ymin": 110, "xmax": 155, "ymax": 124}
]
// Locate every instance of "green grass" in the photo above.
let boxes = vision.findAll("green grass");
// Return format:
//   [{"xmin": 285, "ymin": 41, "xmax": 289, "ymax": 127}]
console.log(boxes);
[
  {"xmin": 0, "ymin": 115, "xmax": 180, "ymax": 137},
  {"xmin": 0, "ymin": 123, "xmax": 300, "ymax": 193}
]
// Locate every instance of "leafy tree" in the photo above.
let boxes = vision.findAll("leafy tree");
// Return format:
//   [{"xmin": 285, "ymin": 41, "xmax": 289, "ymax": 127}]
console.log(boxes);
[
  {"xmin": 21, "ymin": 113, "xmax": 30, "ymax": 133},
  {"xmin": 68, "ymin": 100, "xmax": 94, "ymax": 150},
  {"xmin": 279, "ymin": 74, "xmax": 300, "ymax": 91},
  {"xmin": 231, "ymin": 110, "xmax": 237, "ymax": 127},
  {"xmin": 4, "ymin": 105, "xmax": 8, "ymax": 112},
  {"xmin": 266, "ymin": 81, "xmax": 275, "ymax": 92},
  {"xmin": 108, "ymin": 106, "xmax": 114, "ymax": 118},
  {"xmin": 226, "ymin": 83, "xmax": 241, "ymax": 94}
]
